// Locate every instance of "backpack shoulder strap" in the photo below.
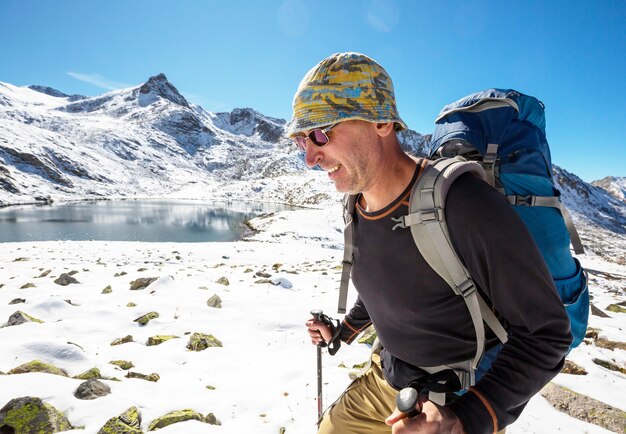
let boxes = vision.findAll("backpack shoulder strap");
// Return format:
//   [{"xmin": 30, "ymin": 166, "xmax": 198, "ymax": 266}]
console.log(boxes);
[
  {"xmin": 398, "ymin": 157, "xmax": 508, "ymax": 369},
  {"xmin": 338, "ymin": 193, "xmax": 357, "ymax": 314}
]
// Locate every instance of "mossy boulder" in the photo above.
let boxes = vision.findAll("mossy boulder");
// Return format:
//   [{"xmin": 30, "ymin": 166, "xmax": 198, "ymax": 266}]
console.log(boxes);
[
  {"xmin": 9, "ymin": 360, "xmax": 68, "ymax": 377},
  {"xmin": 606, "ymin": 304, "xmax": 626, "ymax": 313},
  {"xmin": 216, "ymin": 277, "xmax": 230, "ymax": 286},
  {"xmin": 186, "ymin": 333, "xmax": 222, "ymax": 351},
  {"xmin": 54, "ymin": 273, "xmax": 79, "ymax": 286},
  {"xmin": 111, "ymin": 335, "xmax": 134, "ymax": 346},
  {"xmin": 129, "ymin": 277, "xmax": 158, "ymax": 290},
  {"xmin": 0, "ymin": 396, "xmax": 73, "ymax": 433},
  {"xmin": 146, "ymin": 335, "xmax": 179, "ymax": 346},
  {"xmin": 110, "ymin": 360, "xmax": 134, "ymax": 370},
  {"xmin": 73, "ymin": 367, "xmax": 102, "ymax": 380},
  {"xmin": 148, "ymin": 409, "xmax": 205, "ymax": 431},
  {"xmin": 97, "ymin": 406, "xmax": 142, "ymax": 434},
  {"xmin": 134, "ymin": 312, "xmax": 159, "ymax": 326},
  {"xmin": 8, "ymin": 298, "xmax": 26, "ymax": 305},
  {"xmin": 206, "ymin": 294, "xmax": 222, "ymax": 308},
  {"xmin": 7, "ymin": 311, "xmax": 44, "ymax": 326},
  {"xmin": 205, "ymin": 413, "xmax": 221, "ymax": 425},
  {"xmin": 74, "ymin": 379, "xmax": 111, "ymax": 400},
  {"xmin": 126, "ymin": 371, "xmax": 160, "ymax": 382}
]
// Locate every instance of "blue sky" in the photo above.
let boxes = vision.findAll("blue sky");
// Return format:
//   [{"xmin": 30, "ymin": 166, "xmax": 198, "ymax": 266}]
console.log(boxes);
[{"xmin": 1, "ymin": 0, "xmax": 624, "ymax": 182}]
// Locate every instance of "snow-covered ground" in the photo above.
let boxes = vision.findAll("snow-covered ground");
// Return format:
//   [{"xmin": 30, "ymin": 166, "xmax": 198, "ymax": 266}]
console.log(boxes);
[{"xmin": 0, "ymin": 193, "xmax": 624, "ymax": 433}]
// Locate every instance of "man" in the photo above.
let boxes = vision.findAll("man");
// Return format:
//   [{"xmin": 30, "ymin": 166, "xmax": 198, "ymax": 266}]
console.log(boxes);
[{"xmin": 288, "ymin": 52, "xmax": 571, "ymax": 434}]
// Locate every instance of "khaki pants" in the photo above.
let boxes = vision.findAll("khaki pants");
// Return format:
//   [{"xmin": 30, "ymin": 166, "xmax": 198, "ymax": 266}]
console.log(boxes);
[{"xmin": 317, "ymin": 353, "xmax": 505, "ymax": 434}]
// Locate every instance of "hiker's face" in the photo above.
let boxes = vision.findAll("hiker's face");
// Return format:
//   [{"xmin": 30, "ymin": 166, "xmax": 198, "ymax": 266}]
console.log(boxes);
[{"xmin": 303, "ymin": 120, "xmax": 382, "ymax": 194}]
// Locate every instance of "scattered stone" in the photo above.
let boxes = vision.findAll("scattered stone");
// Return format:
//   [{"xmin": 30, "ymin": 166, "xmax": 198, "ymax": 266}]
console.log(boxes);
[
  {"xmin": 205, "ymin": 413, "xmax": 221, "ymax": 425},
  {"xmin": 130, "ymin": 277, "xmax": 158, "ymax": 290},
  {"xmin": 592, "ymin": 358, "xmax": 626, "ymax": 374},
  {"xmin": 111, "ymin": 335, "xmax": 134, "ymax": 346},
  {"xmin": 561, "ymin": 360, "xmax": 588, "ymax": 375},
  {"xmin": 279, "ymin": 427, "xmax": 286, "ymax": 434},
  {"xmin": 37, "ymin": 269, "xmax": 52, "ymax": 278},
  {"xmin": 126, "ymin": 302, "xmax": 137, "ymax": 307},
  {"xmin": 101, "ymin": 285, "xmax": 112, "ymax": 294},
  {"xmin": 134, "ymin": 312, "xmax": 159, "ymax": 326},
  {"xmin": 20, "ymin": 282, "xmax": 36, "ymax": 289},
  {"xmin": 0, "ymin": 396, "xmax": 73, "ymax": 433},
  {"xmin": 606, "ymin": 303, "xmax": 626, "ymax": 313},
  {"xmin": 110, "ymin": 360, "xmax": 134, "ymax": 370},
  {"xmin": 73, "ymin": 368, "xmax": 102, "ymax": 380},
  {"xmin": 13, "ymin": 257, "xmax": 29, "ymax": 262},
  {"xmin": 64, "ymin": 299, "xmax": 79, "ymax": 306},
  {"xmin": 7, "ymin": 310, "xmax": 44, "ymax": 326},
  {"xmin": 540, "ymin": 382, "xmax": 626, "ymax": 433},
  {"xmin": 148, "ymin": 409, "xmax": 205, "ymax": 431},
  {"xmin": 595, "ymin": 339, "xmax": 626, "ymax": 351},
  {"xmin": 358, "ymin": 325, "xmax": 377, "ymax": 346},
  {"xmin": 54, "ymin": 273, "xmax": 79, "ymax": 286},
  {"xmin": 217, "ymin": 276, "xmax": 230, "ymax": 286},
  {"xmin": 68, "ymin": 270, "xmax": 79, "ymax": 276},
  {"xmin": 9, "ymin": 360, "xmax": 68, "ymax": 376},
  {"xmin": 120, "ymin": 271, "xmax": 128, "ymax": 276},
  {"xmin": 8, "ymin": 298, "xmax": 26, "ymax": 305},
  {"xmin": 255, "ymin": 279, "xmax": 273, "ymax": 284},
  {"xmin": 146, "ymin": 335, "xmax": 179, "ymax": 346},
  {"xmin": 137, "ymin": 268, "xmax": 148, "ymax": 272},
  {"xmin": 244, "ymin": 268, "xmax": 253, "ymax": 273},
  {"xmin": 198, "ymin": 286, "xmax": 208, "ymax": 290},
  {"xmin": 585, "ymin": 328, "xmax": 600, "ymax": 339},
  {"xmin": 207, "ymin": 294, "xmax": 222, "ymax": 308},
  {"xmin": 272, "ymin": 263, "xmax": 283, "ymax": 270},
  {"xmin": 205, "ymin": 385, "xmax": 216, "ymax": 390},
  {"xmin": 187, "ymin": 333, "xmax": 222, "ymax": 351},
  {"xmin": 255, "ymin": 271, "xmax": 272, "ymax": 278},
  {"xmin": 74, "ymin": 379, "xmax": 111, "ymax": 400},
  {"xmin": 590, "ymin": 303, "xmax": 611, "ymax": 318},
  {"xmin": 97, "ymin": 406, "xmax": 142, "ymax": 434},
  {"xmin": 126, "ymin": 371, "xmax": 160, "ymax": 382}
]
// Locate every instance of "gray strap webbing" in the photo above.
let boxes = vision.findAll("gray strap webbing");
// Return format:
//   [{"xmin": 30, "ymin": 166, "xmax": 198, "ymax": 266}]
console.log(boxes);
[
  {"xmin": 506, "ymin": 194, "xmax": 584, "ymax": 255},
  {"xmin": 482, "ymin": 143, "xmax": 499, "ymax": 187},
  {"xmin": 406, "ymin": 158, "xmax": 509, "ymax": 370},
  {"xmin": 338, "ymin": 194, "xmax": 358, "ymax": 314}
]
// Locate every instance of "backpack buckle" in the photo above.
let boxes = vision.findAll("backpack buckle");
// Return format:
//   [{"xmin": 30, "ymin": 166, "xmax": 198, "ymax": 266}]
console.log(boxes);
[
  {"xmin": 515, "ymin": 195, "xmax": 534, "ymax": 206},
  {"xmin": 454, "ymin": 280, "xmax": 476, "ymax": 297},
  {"xmin": 391, "ymin": 216, "xmax": 407, "ymax": 231}
]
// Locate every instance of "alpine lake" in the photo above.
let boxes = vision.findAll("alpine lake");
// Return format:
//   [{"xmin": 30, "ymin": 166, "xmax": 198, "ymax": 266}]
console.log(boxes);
[{"xmin": 0, "ymin": 199, "xmax": 292, "ymax": 243}]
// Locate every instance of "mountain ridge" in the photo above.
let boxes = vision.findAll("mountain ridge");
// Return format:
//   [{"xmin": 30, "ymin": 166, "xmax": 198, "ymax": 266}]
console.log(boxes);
[{"xmin": 0, "ymin": 76, "xmax": 623, "ymax": 239}]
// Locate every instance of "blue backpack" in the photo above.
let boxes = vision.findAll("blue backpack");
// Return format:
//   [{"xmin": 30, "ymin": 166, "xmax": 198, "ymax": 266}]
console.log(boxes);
[
  {"xmin": 427, "ymin": 88, "xmax": 589, "ymax": 351},
  {"xmin": 337, "ymin": 89, "xmax": 590, "ymax": 396}
]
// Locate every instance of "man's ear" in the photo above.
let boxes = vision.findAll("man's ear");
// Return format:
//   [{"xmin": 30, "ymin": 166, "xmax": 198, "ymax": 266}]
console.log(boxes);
[{"xmin": 374, "ymin": 122, "xmax": 395, "ymax": 137}]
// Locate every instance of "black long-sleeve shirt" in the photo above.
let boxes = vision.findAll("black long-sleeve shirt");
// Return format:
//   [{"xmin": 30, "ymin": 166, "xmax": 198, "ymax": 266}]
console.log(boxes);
[{"xmin": 338, "ymin": 168, "xmax": 571, "ymax": 434}]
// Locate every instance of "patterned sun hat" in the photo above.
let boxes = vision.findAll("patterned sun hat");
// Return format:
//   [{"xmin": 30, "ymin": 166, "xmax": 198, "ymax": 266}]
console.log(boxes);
[{"xmin": 287, "ymin": 52, "xmax": 407, "ymax": 137}]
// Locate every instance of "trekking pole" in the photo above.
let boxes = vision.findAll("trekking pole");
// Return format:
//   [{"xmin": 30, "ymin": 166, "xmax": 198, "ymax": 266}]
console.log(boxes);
[{"xmin": 310, "ymin": 309, "xmax": 327, "ymax": 423}]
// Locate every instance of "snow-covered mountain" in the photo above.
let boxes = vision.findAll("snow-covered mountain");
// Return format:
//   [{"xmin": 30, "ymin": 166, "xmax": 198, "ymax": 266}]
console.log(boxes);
[
  {"xmin": 592, "ymin": 176, "xmax": 626, "ymax": 203},
  {"xmin": 0, "ymin": 75, "xmax": 623, "ymax": 237}
]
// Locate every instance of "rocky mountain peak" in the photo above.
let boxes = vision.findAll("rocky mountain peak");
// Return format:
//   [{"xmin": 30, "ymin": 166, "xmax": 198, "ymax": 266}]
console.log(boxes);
[
  {"xmin": 139, "ymin": 73, "xmax": 190, "ymax": 108},
  {"xmin": 27, "ymin": 85, "xmax": 86, "ymax": 102}
]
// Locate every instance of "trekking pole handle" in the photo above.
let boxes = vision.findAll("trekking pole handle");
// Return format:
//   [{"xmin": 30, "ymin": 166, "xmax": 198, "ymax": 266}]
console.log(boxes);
[
  {"xmin": 396, "ymin": 387, "xmax": 421, "ymax": 419},
  {"xmin": 310, "ymin": 309, "xmax": 328, "ymax": 348}
]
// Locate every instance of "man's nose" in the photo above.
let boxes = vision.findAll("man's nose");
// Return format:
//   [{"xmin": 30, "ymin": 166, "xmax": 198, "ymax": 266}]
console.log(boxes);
[{"xmin": 304, "ymin": 142, "xmax": 322, "ymax": 168}]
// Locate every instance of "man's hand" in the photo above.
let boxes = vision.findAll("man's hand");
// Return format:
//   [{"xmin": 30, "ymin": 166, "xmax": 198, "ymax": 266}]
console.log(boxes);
[
  {"xmin": 385, "ymin": 400, "xmax": 466, "ymax": 434},
  {"xmin": 305, "ymin": 317, "xmax": 332, "ymax": 345}
]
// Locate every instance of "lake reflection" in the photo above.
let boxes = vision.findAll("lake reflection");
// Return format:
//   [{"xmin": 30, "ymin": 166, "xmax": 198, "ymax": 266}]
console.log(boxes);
[{"xmin": 0, "ymin": 200, "xmax": 290, "ymax": 242}]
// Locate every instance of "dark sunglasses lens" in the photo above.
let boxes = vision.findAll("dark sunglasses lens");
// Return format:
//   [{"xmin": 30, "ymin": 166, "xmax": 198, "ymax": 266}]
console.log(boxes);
[{"xmin": 308, "ymin": 129, "xmax": 329, "ymax": 146}]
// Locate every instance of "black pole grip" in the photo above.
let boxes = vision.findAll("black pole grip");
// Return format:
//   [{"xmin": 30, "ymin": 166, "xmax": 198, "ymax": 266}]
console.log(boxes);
[
  {"xmin": 396, "ymin": 387, "xmax": 420, "ymax": 419},
  {"xmin": 310, "ymin": 309, "xmax": 327, "ymax": 347}
]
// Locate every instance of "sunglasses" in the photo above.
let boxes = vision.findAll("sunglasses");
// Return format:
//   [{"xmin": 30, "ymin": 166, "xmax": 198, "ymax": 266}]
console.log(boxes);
[{"xmin": 293, "ymin": 123, "xmax": 338, "ymax": 152}]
